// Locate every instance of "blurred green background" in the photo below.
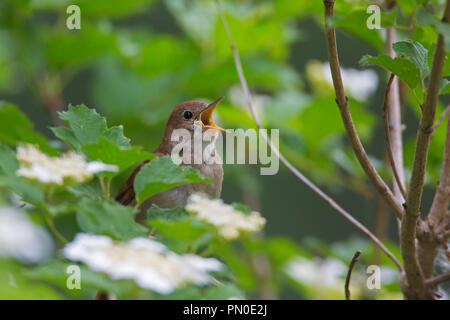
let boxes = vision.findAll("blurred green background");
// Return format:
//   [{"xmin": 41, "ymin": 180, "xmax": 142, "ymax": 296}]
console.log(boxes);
[{"xmin": 0, "ymin": 0, "xmax": 449, "ymax": 299}]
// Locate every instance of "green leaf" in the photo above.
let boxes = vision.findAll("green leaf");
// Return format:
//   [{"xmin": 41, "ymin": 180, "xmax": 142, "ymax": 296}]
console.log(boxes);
[
  {"xmin": 102, "ymin": 125, "xmax": 131, "ymax": 147},
  {"xmin": 50, "ymin": 127, "xmax": 80, "ymax": 150},
  {"xmin": 333, "ymin": 10, "xmax": 384, "ymax": 51},
  {"xmin": 0, "ymin": 144, "xmax": 43, "ymax": 204},
  {"xmin": 146, "ymin": 204, "xmax": 189, "ymax": 221},
  {"xmin": 0, "ymin": 102, "xmax": 56, "ymax": 155},
  {"xmin": 82, "ymin": 137, "xmax": 152, "ymax": 174},
  {"xmin": 360, "ymin": 55, "xmax": 421, "ymax": 88},
  {"xmin": 58, "ymin": 104, "xmax": 108, "ymax": 146},
  {"xmin": 0, "ymin": 259, "xmax": 61, "ymax": 299},
  {"xmin": 392, "ymin": 40, "xmax": 429, "ymax": 78},
  {"xmin": 148, "ymin": 216, "xmax": 211, "ymax": 245},
  {"xmin": 134, "ymin": 156, "xmax": 210, "ymax": 204},
  {"xmin": 25, "ymin": 260, "xmax": 128, "ymax": 297},
  {"xmin": 417, "ymin": 7, "xmax": 450, "ymax": 51},
  {"xmin": 76, "ymin": 198, "xmax": 148, "ymax": 241},
  {"xmin": 53, "ymin": 104, "xmax": 134, "ymax": 151}
]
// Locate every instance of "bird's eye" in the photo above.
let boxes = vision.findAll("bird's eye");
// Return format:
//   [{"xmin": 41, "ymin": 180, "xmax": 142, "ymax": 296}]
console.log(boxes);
[{"xmin": 183, "ymin": 110, "xmax": 193, "ymax": 120}]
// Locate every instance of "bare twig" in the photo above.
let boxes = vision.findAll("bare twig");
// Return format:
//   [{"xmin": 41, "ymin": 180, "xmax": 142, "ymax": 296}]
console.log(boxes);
[
  {"xmin": 426, "ymin": 271, "xmax": 450, "ymax": 288},
  {"xmin": 323, "ymin": 0, "xmax": 404, "ymax": 220},
  {"xmin": 401, "ymin": 0, "xmax": 450, "ymax": 299},
  {"xmin": 431, "ymin": 105, "xmax": 450, "ymax": 134},
  {"xmin": 383, "ymin": 73, "xmax": 407, "ymax": 199},
  {"xmin": 215, "ymin": 0, "xmax": 402, "ymax": 271},
  {"xmin": 345, "ymin": 250, "xmax": 361, "ymax": 300}
]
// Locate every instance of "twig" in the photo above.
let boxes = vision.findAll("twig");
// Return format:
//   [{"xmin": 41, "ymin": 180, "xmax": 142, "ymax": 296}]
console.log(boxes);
[
  {"xmin": 411, "ymin": 89, "xmax": 424, "ymax": 112},
  {"xmin": 345, "ymin": 250, "xmax": 361, "ymax": 300},
  {"xmin": 431, "ymin": 105, "xmax": 450, "ymax": 134},
  {"xmin": 426, "ymin": 271, "xmax": 450, "ymax": 288},
  {"xmin": 215, "ymin": 0, "xmax": 402, "ymax": 271},
  {"xmin": 323, "ymin": 0, "xmax": 404, "ymax": 220},
  {"xmin": 43, "ymin": 209, "xmax": 68, "ymax": 244},
  {"xmin": 402, "ymin": 0, "xmax": 450, "ymax": 299},
  {"xmin": 383, "ymin": 73, "xmax": 407, "ymax": 199},
  {"xmin": 386, "ymin": 27, "xmax": 406, "ymax": 206}
]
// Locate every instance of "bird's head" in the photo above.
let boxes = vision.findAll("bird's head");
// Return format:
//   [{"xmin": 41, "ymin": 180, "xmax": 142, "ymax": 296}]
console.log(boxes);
[{"xmin": 164, "ymin": 97, "xmax": 225, "ymax": 135}]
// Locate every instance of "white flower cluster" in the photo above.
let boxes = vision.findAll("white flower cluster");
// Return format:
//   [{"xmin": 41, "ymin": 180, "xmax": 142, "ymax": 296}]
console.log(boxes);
[
  {"xmin": 322, "ymin": 62, "xmax": 378, "ymax": 101},
  {"xmin": 186, "ymin": 193, "xmax": 266, "ymax": 240},
  {"xmin": 285, "ymin": 257, "xmax": 347, "ymax": 288},
  {"xmin": 0, "ymin": 207, "xmax": 53, "ymax": 263},
  {"xmin": 16, "ymin": 144, "xmax": 118, "ymax": 185},
  {"xmin": 64, "ymin": 233, "xmax": 222, "ymax": 294}
]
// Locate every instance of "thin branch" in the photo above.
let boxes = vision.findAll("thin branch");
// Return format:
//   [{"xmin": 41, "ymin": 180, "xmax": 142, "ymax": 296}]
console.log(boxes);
[
  {"xmin": 345, "ymin": 250, "xmax": 361, "ymax": 300},
  {"xmin": 386, "ymin": 27, "xmax": 406, "ymax": 205},
  {"xmin": 383, "ymin": 73, "xmax": 407, "ymax": 199},
  {"xmin": 431, "ymin": 105, "xmax": 450, "ymax": 134},
  {"xmin": 426, "ymin": 271, "xmax": 450, "ymax": 288},
  {"xmin": 215, "ymin": 0, "xmax": 402, "ymax": 271},
  {"xmin": 401, "ymin": 0, "xmax": 450, "ymax": 299},
  {"xmin": 323, "ymin": 0, "xmax": 404, "ymax": 220}
]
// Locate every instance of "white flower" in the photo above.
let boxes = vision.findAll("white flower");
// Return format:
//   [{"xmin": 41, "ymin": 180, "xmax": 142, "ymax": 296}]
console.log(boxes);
[
  {"xmin": 64, "ymin": 233, "xmax": 222, "ymax": 294},
  {"xmin": 322, "ymin": 62, "xmax": 378, "ymax": 101},
  {"xmin": 185, "ymin": 193, "xmax": 266, "ymax": 240},
  {"xmin": 16, "ymin": 144, "xmax": 118, "ymax": 185},
  {"xmin": 0, "ymin": 207, "xmax": 53, "ymax": 263},
  {"xmin": 285, "ymin": 257, "xmax": 347, "ymax": 288}
]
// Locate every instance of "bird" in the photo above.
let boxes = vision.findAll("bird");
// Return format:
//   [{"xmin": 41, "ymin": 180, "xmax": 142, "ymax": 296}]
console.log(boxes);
[
  {"xmin": 115, "ymin": 97, "xmax": 225, "ymax": 216},
  {"xmin": 95, "ymin": 97, "xmax": 225, "ymax": 300}
]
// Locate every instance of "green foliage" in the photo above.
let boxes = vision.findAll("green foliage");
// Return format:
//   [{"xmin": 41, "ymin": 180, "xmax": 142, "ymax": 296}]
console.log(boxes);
[
  {"xmin": 1, "ymin": 0, "xmax": 444, "ymax": 300},
  {"xmin": 392, "ymin": 40, "xmax": 429, "ymax": 78},
  {"xmin": 53, "ymin": 104, "xmax": 128, "ymax": 149},
  {"xmin": 82, "ymin": 137, "xmax": 153, "ymax": 177},
  {"xmin": 76, "ymin": 198, "xmax": 148, "ymax": 241},
  {"xmin": 361, "ymin": 54, "xmax": 421, "ymax": 89},
  {"xmin": 134, "ymin": 156, "xmax": 210, "ymax": 204},
  {"xmin": 0, "ymin": 103, "xmax": 56, "ymax": 155}
]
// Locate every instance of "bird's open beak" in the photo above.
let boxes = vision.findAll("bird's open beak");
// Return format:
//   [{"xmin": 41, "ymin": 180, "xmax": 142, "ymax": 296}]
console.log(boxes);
[{"xmin": 199, "ymin": 96, "xmax": 225, "ymax": 132}]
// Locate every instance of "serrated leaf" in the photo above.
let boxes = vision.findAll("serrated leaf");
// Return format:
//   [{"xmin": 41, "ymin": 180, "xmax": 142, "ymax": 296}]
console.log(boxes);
[
  {"xmin": 360, "ymin": 54, "xmax": 421, "ymax": 88},
  {"xmin": 392, "ymin": 40, "xmax": 429, "ymax": 78},
  {"xmin": 82, "ymin": 137, "xmax": 152, "ymax": 174},
  {"xmin": 53, "ymin": 104, "xmax": 133, "ymax": 152},
  {"xmin": 58, "ymin": 104, "xmax": 107, "ymax": 146},
  {"xmin": 103, "ymin": 125, "xmax": 130, "ymax": 147},
  {"xmin": 134, "ymin": 156, "xmax": 210, "ymax": 204},
  {"xmin": 76, "ymin": 198, "xmax": 148, "ymax": 241},
  {"xmin": 0, "ymin": 102, "xmax": 56, "ymax": 155}
]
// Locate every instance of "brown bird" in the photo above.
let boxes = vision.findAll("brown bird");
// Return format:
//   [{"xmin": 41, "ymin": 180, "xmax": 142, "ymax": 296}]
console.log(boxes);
[
  {"xmin": 95, "ymin": 98, "xmax": 225, "ymax": 300},
  {"xmin": 116, "ymin": 97, "xmax": 225, "ymax": 214}
]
